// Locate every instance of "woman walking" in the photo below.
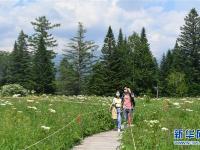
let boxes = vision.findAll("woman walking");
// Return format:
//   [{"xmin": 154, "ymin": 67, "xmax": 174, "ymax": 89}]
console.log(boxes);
[
  {"xmin": 122, "ymin": 87, "xmax": 134, "ymax": 127},
  {"xmin": 111, "ymin": 91, "xmax": 122, "ymax": 132}
]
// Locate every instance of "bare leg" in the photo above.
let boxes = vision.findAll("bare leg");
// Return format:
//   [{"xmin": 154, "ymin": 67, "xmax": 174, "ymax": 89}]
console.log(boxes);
[{"xmin": 128, "ymin": 113, "xmax": 131, "ymax": 127}]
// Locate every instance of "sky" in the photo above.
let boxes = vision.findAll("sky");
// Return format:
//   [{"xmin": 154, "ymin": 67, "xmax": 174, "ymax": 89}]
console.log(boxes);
[{"xmin": 0, "ymin": 0, "xmax": 200, "ymax": 60}]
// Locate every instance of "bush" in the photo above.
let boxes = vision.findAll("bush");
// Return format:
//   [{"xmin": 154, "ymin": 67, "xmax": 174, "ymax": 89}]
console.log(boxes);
[{"xmin": 1, "ymin": 84, "xmax": 28, "ymax": 96}]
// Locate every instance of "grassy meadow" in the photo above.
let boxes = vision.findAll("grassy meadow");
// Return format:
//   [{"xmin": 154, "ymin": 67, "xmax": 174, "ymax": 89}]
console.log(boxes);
[
  {"xmin": 121, "ymin": 97, "xmax": 200, "ymax": 150},
  {"xmin": 0, "ymin": 95, "xmax": 113, "ymax": 150},
  {"xmin": 1, "ymin": 95, "xmax": 200, "ymax": 150}
]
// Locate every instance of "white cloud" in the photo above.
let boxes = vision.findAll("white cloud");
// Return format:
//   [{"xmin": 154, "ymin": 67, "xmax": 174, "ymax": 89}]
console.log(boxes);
[{"xmin": 0, "ymin": 0, "xmax": 190, "ymax": 59}]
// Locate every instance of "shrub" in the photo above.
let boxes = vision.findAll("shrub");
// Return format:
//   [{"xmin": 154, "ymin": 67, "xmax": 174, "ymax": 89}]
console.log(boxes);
[{"xmin": 1, "ymin": 84, "xmax": 28, "ymax": 96}]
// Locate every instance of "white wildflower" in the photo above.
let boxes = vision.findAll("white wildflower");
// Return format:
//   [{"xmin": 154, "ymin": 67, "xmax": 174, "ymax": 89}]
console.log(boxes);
[
  {"xmin": 48, "ymin": 108, "xmax": 56, "ymax": 113},
  {"xmin": 161, "ymin": 127, "xmax": 169, "ymax": 131},
  {"xmin": 12, "ymin": 94, "xmax": 21, "ymax": 97},
  {"xmin": 17, "ymin": 111, "xmax": 23, "ymax": 113},
  {"xmin": 27, "ymin": 100, "xmax": 34, "ymax": 103},
  {"xmin": 41, "ymin": 125, "xmax": 50, "ymax": 130},
  {"xmin": 186, "ymin": 108, "xmax": 193, "ymax": 112},
  {"xmin": 27, "ymin": 106, "xmax": 37, "ymax": 110},
  {"xmin": 0, "ymin": 103, "xmax": 6, "ymax": 106},
  {"xmin": 184, "ymin": 101, "xmax": 193, "ymax": 104},
  {"xmin": 149, "ymin": 120, "xmax": 159, "ymax": 124},
  {"xmin": 5, "ymin": 101, "xmax": 12, "ymax": 105},
  {"xmin": 173, "ymin": 102, "xmax": 180, "ymax": 106}
]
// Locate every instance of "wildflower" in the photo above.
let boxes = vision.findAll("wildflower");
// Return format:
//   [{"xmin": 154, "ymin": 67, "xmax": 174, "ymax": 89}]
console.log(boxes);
[
  {"xmin": 31, "ymin": 90, "xmax": 35, "ymax": 94},
  {"xmin": 41, "ymin": 125, "xmax": 50, "ymax": 130},
  {"xmin": 48, "ymin": 108, "xmax": 56, "ymax": 113},
  {"xmin": 12, "ymin": 94, "xmax": 21, "ymax": 97},
  {"xmin": 27, "ymin": 100, "xmax": 34, "ymax": 103},
  {"xmin": 184, "ymin": 101, "xmax": 193, "ymax": 104},
  {"xmin": 17, "ymin": 111, "xmax": 23, "ymax": 113},
  {"xmin": 149, "ymin": 120, "xmax": 159, "ymax": 124},
  {"xmin": 161, "ymin": 127, "xmax": 169, "ymax": 131},
  {"xmin": 0, "ymin": 103, "xmax": 6, "ymax": 106},
  {"xmin": 5, "ymin": 101, "xmax": 12, "ymax": 105},
  {"xmin": 173, "ymin": 102, "xmax": 180, "ymax": 106},
  {"xmin": 149, "ymin": 124, "xmax": 153, "ymax": 127},
  {"xmin": 27, "ymin": 106, "xmax": 37, "ymax": 110},
  {"xmin": 176, "ymin": 106, "xmax": 181, "ymax": 109},
  {"xmin": 186, "ymin": 108, "xmax": 193, "ymax": 112}
]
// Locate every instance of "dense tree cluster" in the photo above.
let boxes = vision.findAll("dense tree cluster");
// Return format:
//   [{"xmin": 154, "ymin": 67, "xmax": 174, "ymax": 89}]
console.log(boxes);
[
  {"xmin": 160, "ymin": 8, "xmax": 200, "ymax": 97},
  {"xmin": 0, "ymin": 8, "xmax": 199, "ymax": 97}
]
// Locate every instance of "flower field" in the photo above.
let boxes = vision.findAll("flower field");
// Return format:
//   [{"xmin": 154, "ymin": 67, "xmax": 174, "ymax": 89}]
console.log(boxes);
[
  {"xmin": 0, "ymin": 95, "xmax": 113, "ymax": 150},
  {"xmin": 121, "ymin": 97, "xmax": 200, "ymax": 150}
]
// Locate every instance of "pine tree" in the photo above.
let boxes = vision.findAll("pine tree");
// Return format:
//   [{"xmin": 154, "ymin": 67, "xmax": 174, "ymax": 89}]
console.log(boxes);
[
  {"xmin": 100, "ymin": 26, "xmax": 117, "ymax": 95},
  {"xmin": 112, "ymin": 29, "xmax": 128, "ymax": 90},
  {"xmin": 159, "ymin": 50, "xmax": 173, "ymax": 96},
  {"xmin": 8, "ymin": 31, "xmax": 32, "ymax": 89},
  {"xmin": 129, "ymin": 28, "xmax": 158, "ymax": 95},
  {"xmin": 32, "ymin": 36, "xmax": 55, "ymax": 93},
  {"xmin": 128, "ymin": 32, "xmax": 142, "ymax": 94},
  {"xmin": 29, "ymin": 16, "xmax": 60, "ymax": 49},
  {"xmin": 88, "ymin": 61, "xmax": 105, "ymax": 95},
  {"xmin": 171, "ymin": 41, "xmax": 183, "ymax": 72},
  {"xmin": 56, "ymin": 57, "xmax": 77, "ymax": 95},
  {"xmin": 63, "ymin": 22, "xmax": 98, "ymax": 95},
  {"xmin": 0, "ymin": 51, "xmax": 10, "ymax": 86},
  {"xmin": 178, "ymin": 8, "xmax": 200, "ymax": 95},
  {"xmin": 30, "ymin": 16, "xmax": 60, "ymax": 93},
  {"xmin": 88, "ymin": 26, "xmax": 118, "ymax": 96}
]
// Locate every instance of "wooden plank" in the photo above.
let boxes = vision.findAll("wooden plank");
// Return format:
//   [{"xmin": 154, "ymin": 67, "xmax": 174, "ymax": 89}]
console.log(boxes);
[{"xmin": 72, "ymin": 130, "xmax": 120, "ymax": 150}]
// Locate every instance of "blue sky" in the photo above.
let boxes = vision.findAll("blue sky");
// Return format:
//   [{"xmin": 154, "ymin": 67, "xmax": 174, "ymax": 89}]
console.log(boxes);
[{"xmin": 0, "ymin": 0, "xmax": 200, "ymax": 60}]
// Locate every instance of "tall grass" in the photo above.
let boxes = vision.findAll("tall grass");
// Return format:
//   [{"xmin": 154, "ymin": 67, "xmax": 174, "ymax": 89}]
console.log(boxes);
[
  {"xmin": 0, "ymin": 95, "xmax": 113, "ymax": 149},
  {"xmin": 121, "ymin": 97, "xmax": 200, "ymax": 150}
]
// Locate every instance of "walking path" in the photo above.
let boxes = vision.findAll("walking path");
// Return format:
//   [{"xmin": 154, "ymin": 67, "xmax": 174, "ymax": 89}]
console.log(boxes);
[{"xmin": 72, "ymin": 130, "xmax": 121, "ymax": 150}]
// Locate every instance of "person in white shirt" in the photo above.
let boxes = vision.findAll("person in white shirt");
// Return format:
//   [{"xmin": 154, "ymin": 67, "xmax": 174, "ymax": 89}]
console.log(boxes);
[{"xmin": 112, "ymin": 91, "xmax": 122, "ymax": 132}]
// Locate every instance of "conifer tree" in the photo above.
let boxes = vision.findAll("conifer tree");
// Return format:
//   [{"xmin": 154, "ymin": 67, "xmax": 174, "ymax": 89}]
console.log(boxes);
[
  {"xmin": 32, "ymin": 36, "xmax": 55, "ymax": 93},
  {"xmin": 30, "ymin": 16, "xmax": 60, "ymax": 93},
  {"xmin": 56, "ymin": 57, "xmax": 77, "ymax": 95},
  {"xmin": 178, "ymin": 8, "xmax": 200, "ymax": 95},
  {"xmin": 100, "ymin": 26, "xmax": 117, "ymax": 95},
  {"xmin": 8, "ymin": 31, "xmax": 32, "ymax": 89},
  {"xmin": 63, "ymin": 22, "xmax": 98, "ymax": 95}
]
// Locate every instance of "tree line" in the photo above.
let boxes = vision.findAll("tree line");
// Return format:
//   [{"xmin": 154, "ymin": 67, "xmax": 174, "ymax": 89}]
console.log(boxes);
[{"xmin": 0, "ymin": 8, "xmax": 199, "ymax": 97}]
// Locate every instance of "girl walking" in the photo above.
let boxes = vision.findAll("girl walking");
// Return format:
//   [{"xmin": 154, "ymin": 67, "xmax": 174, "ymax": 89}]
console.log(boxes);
[{"xmin": 111, "ymin": 91, "xmax": 122, "ymax": 132}]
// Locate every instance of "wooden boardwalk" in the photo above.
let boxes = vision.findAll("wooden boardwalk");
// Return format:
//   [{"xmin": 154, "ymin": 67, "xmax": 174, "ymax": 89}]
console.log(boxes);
[{"xmin": 72, "ymin": 130, "xmax": 121, "ymax": 150}]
